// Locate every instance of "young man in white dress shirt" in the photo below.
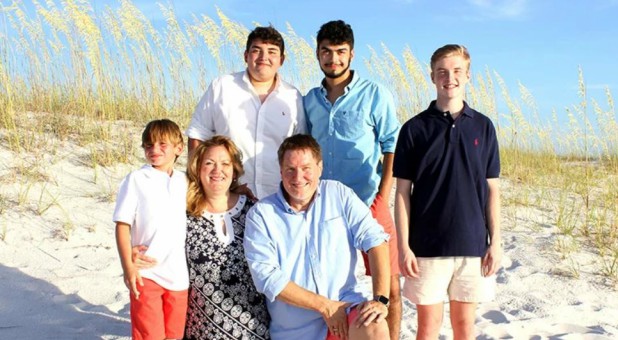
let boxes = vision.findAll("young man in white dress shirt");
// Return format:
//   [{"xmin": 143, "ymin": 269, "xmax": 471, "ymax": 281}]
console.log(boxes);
[{"xmin": 186, "ymin": 26, "xmax": 306, "ymax": 199}]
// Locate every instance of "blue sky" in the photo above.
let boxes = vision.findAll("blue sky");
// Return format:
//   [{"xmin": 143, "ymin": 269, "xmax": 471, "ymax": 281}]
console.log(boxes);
[
  {"xmin": 92, "ymin": 0, "xmax": 616, "ymax": 118},
  {"xmin": 11, "ymin": 0, "xmax": 618, "ymax": 119}
]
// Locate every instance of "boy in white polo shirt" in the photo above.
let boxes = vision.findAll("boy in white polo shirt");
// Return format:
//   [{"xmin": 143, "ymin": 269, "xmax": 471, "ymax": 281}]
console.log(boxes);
[{"xmin": 113, "ymin": 119, "xmax": 189, "ymax": 340}]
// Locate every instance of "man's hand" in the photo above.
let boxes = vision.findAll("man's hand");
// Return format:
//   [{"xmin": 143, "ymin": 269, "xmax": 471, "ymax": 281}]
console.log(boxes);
[
  {"xmin": 482, "ymin": 242, "xmax": 502, "ymax": 276},
  {"xmin": 354, "ymin": 300, "xmax": 388, "ymax": 327},
  {"xmin": 320, "ymin": 300, "xmax": 351, "ymax": 339},
  {"xmin": 399, "ymin": 245, "xmax": 419, "ymax": 278},
  {"xmin": 131, "ymin": 245, "xmax": 157, "ymax": 270}
]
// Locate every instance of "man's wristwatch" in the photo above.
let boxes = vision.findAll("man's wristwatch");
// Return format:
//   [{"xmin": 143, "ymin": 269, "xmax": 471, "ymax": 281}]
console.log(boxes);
[{"xmin": 374, "ymin": 295, "xmax": 390, "ymax": 307}]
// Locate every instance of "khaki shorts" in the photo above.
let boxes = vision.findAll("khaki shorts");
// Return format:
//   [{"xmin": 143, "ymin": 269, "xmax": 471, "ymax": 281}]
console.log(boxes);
[{"xmin": 402, "ymin": 257, "xmax": 495, "ymax": 305}]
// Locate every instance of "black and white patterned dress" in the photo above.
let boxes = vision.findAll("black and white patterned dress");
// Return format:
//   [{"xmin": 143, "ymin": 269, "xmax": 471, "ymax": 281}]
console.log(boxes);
[{"xmin": 184, "ymin": 195, "xmax": 270, "ymax": 340}]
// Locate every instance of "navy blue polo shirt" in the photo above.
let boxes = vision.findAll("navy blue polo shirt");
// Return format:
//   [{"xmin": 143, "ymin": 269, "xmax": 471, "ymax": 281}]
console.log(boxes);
[{"xmin": 393, "ymin": 101, "xmax": 500, "ymax": 257}]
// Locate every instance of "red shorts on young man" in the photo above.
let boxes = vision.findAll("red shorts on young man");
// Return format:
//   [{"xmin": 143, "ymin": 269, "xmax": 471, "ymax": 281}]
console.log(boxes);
[{"xmin": 362, "ymin": 193, "xmax": 400, "ymax": 276}]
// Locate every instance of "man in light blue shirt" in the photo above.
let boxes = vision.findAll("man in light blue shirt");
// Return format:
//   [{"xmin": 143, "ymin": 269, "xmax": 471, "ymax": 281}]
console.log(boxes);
[
  {"xmin": 244, "ymin": 134, "xmax": 391, "ymax": 340},
  {"xmin": 303, "ymin": 20, "xmax": 402, "ymax": 339}
]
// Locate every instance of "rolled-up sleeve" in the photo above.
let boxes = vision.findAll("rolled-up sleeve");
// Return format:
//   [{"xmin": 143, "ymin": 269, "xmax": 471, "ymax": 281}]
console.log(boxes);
[
  {"xmin": 244, "ymin": 206, "xmax": 290, "ymax": 302},
  {"xmin": 372, "ymin": 85, "xmax": 400, "ymax": 154},
  {"xmin": 338, "ymin": 183, "xmax": 389, "ymax": 252},
  {"xmin": 185, "ymin": 83, "xmax": 216, "ymax": 141}
]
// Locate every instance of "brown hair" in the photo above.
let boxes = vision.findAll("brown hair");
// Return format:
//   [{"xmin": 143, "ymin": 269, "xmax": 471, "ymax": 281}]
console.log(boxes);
[
  {"xmin": 430, "ymin": 44, "xmax": 471, "ymax": 72},
  {"xmin": 277, "ymin": 134, "xmax": 322, "ymax": 165},
  {"xmin": 186, "ymin": 135, "xmax": 244, "ymax": 217},
  {"xmin": 141, "ymin": 119, "xmax": 183, "ymax": 148}
]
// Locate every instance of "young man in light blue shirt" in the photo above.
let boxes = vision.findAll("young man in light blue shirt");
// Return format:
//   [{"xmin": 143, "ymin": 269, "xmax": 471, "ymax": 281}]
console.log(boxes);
[
  {"xmin": 244, "ymin": 134, "xmax": 391, "ymax": 340},
  {"xmin": 303, "ymin": 20, "xmax": 402, "ymax": 339}
]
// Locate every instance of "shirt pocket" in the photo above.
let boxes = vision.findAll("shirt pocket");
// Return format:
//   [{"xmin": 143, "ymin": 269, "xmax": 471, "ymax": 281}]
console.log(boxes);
[{"xmin": 333, "ymin": 110, "xmax": 366, "ymax": 139}]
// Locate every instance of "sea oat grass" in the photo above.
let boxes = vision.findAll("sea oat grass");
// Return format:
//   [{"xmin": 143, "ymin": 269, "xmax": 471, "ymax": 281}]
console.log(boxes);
[{"xmin": 2, "ymin": 0, "xmax": 617, "ymax": 284}]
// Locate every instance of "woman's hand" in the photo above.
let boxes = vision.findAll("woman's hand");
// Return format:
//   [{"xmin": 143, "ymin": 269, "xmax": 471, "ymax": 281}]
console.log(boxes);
[{"xmin": 132, "ymin": 245, "xmax": 157, "ymax": 269}]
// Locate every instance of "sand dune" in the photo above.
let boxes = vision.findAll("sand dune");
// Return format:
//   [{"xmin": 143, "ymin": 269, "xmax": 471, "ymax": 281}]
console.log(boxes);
[{"xmin": 1, "ymin": 130, "xmax": 617, "ymax": 339}]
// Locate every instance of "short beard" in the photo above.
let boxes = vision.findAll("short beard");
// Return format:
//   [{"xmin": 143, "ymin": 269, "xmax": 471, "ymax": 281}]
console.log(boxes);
[{"xmin": 321, "ymin": 63, "xmax": 350, "ymax": 79}]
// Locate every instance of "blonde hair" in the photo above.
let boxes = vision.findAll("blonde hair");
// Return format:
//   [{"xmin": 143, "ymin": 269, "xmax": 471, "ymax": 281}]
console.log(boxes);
[
  {"xmin": 430, "ymin": 44, "xmax": 471, "ymax": 72},
  {"xmin": 141, "ymin": 119, "xmax": 183, "ymax": 148},
  {"xmin": 186, "ymin": 135, "xmax": 244, "ymax": 217}
]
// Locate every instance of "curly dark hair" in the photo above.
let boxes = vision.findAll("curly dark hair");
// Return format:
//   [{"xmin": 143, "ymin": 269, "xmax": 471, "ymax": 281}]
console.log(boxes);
[
  {"xmin": 316, "ymin": 20, "xmax": 354, "ymax": 49},
  {"xmin": 245, "ymin": 25, "xmax": 285, "ymax": 56}
]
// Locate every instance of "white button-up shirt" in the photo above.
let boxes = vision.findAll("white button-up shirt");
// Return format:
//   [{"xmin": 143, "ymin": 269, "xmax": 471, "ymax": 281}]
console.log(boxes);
[
  {"xmin": 186, "ymin": 71, "xmax": 307, "ymax": 199},
  {"xmin": 113, "ymin": 165, "xmax": 189, "ymax": 290}
]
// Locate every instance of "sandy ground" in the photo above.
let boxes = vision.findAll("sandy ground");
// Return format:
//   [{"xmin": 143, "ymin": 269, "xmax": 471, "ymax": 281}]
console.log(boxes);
[{"xmin": 1, "ymin": 126, "xmax": 617, "ymax": 339}]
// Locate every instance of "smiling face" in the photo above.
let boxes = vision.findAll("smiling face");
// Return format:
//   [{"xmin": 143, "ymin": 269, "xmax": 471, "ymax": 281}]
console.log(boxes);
[
  {"xmin": 244, "ymin": 39, "xmax": 284, "ymax": 83},
  {"xmin": 280, "ymin": 148, "xmax": 323, "ymax": 211},
  {"xmin": 143, "ymin": 139, "xmax": 183, "ymax": 175},
  {"xmin": 199, "ymin": 145, "xmax": 235, "ymax": 195},
  {"xmin": 317, "ymin": 39, "xmax": 354, "ymax": 79},
  {"xmin": 431, "ymin": 54, "xmax": 470, "ymax": 101}
]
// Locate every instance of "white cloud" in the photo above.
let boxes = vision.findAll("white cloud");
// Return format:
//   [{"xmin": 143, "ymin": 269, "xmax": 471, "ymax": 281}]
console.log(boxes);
[{"xmin": 467, "ymin": 0, "xmax": 528, "ymax": 19}]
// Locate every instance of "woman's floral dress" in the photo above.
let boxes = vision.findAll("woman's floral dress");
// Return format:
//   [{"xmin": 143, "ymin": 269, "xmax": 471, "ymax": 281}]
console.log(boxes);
[{"xmin": 184, "ymin": 196, "xmax": 270, "ymax": 340}]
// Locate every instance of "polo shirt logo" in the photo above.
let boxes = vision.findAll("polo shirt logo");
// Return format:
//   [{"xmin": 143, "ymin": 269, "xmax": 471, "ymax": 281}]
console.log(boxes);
[{"xmin": 474, "ymin": 138, "xmax": 479, "ymax": 147}]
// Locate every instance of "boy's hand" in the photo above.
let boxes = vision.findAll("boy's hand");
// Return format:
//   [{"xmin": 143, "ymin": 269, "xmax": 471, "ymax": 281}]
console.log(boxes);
[
  {"xmin": 399, "ymin": 246, "xmax": 419, "ymax": 278},
  {"xmin": 482, "ymin": 242, "xmax": 502, "ymax": 277},
  {"xmin": 132, "ymin": 245, "xmax": 157, "ymax": 269},
  {"xmin": 123, "ymin": 266, "xmax": 143, "ymax": 299}
]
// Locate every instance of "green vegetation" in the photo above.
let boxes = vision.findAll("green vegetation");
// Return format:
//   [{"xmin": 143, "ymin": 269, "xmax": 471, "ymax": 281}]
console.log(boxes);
[{"xmin": 0, "ymin": 1, "xmax": 616, "ymax": 285}]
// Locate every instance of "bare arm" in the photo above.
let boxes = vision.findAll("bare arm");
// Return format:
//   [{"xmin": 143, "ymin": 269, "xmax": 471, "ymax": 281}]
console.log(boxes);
[
  {"xmin": 377, "ymin": 153, "xmax": 395, "ymax": 199},
  {"xmin": 187, "ymin": 137, "xmax": 203, "ymax": 156},
  {"xmin": 355, "ymin": 242, "xmax": 390, "ymax": 327},
  {"xmin": 115, "ymin": 222, "xmax": 143, "ymax": 298},
  {"xmin": 394, "ymin": 178, "xmax": 418, "ymax": 278},
  {"xmin": 482, "ymin": 178, "xmax": 502, "ymax": 276}
]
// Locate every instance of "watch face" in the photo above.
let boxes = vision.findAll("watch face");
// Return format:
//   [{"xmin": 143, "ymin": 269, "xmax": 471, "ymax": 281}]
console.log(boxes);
[{"xmin": 375, "ymin": 295, "xmax": 389, "ymax": 305}]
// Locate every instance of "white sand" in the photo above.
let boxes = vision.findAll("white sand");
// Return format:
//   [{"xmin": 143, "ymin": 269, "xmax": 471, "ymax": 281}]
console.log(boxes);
[{"xmin": 1, "ymin": 126, "xmax": 617, "ymax": 339}]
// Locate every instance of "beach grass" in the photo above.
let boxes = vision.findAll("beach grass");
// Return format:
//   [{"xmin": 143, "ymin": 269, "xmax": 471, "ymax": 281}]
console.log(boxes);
[{"xmin": 0, "ymin": 0, "xmax": 616, "ymax": 285}]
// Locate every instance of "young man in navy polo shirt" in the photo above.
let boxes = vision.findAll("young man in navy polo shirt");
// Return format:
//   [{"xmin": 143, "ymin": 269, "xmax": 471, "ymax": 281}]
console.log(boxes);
[{"xmin": 393, "ymin": 44, "xmax": 502, "ymax": 339}]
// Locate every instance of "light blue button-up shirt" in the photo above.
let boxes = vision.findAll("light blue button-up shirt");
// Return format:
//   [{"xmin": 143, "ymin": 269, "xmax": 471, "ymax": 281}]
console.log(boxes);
[
  {"xmin": 244, "ymin": 180, "xmax": 389, "ymax": 340},
  {"xmin": 304, "ymin": 71, "xmax": 400, "ymax": 205}
]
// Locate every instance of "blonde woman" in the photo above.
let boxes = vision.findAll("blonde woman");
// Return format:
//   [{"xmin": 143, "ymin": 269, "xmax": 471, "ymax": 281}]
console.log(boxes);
[{"xmin": 183, "ymin": 135, "xmax": 270, "ymax": 340}]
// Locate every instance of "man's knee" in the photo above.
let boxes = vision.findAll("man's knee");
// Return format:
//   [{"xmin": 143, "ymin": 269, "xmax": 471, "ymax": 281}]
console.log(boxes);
[{"xmin": 354, "ymin": 320, "xmax": 389, "ymax": 340}]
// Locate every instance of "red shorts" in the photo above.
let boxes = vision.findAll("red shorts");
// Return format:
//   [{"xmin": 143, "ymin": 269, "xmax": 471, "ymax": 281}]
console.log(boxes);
[
  {"xmin": 363, "ymin": 193, "xmax": 400, "ymax": 276},
  {"xmin": 325, "ymin": 307, "xmax": 360, "ymax": 340},
  {"xmin": 130, "ymin": 278, "xmax": 188, "ymax": 340}
]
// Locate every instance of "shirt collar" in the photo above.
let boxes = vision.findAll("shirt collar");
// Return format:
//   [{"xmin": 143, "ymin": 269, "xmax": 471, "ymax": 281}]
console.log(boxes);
[
  {"xmin": 242, "ymin": 69, "xmax": 280, "ymax": 92},
  {"xmin": 428, "ymin": 100, "xmax": 475, "ymax": 118},
  {"xmin": 319, "ymin": 70, "xmax": 358, "ymax": 96},
  {"xmin": 275, "ymin": 181, "xmax": 323, "ymax": 215},
  {"xmin": 142, "ymin": 164, "xmax": 176, "ymax": 178}
]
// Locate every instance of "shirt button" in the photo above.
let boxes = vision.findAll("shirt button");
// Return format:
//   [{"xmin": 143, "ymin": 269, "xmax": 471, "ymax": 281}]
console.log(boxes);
[
  {"xmin": 452, "ymin": 124, "xmax": 455, "ymax": 128},
  {"xmin": 443, "ymin": 113, "xmax": 447, "ymax": 116}
]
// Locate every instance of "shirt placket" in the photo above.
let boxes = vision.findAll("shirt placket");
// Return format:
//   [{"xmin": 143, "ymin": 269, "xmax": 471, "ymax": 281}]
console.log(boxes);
[
  {"xmin": 306, "ymin": 199, "xmax": 325, "ymax": 295},
  {"xmin": 254, "ymin": 93, "xmax": 265, "ymax": 197}
]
